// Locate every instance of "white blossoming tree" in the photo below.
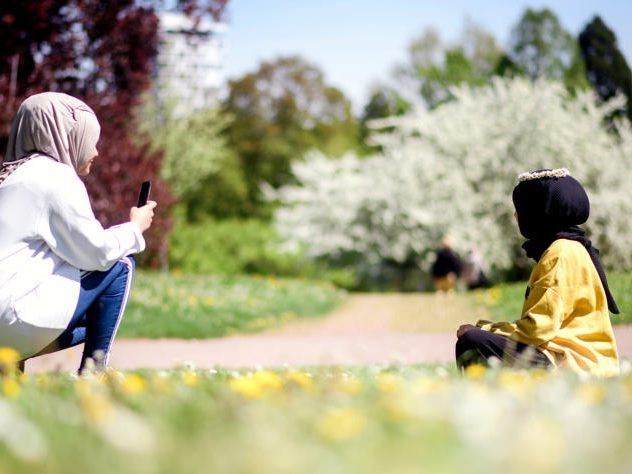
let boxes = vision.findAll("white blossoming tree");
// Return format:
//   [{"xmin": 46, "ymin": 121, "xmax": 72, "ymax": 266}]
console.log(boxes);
[{"xmin": 271, "ymin": 78, "xmax": 632, "ymax": 277}]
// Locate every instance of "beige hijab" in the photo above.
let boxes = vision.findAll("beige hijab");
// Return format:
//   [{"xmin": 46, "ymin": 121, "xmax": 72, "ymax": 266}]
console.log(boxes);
[{"xmin": 4, "ymin": 92, "xmax": 100, "ymax": 171}]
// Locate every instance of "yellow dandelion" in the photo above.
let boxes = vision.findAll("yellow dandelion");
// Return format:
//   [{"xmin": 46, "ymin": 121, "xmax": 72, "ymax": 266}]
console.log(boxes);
[
  {"xmin": 229, "ymin": 376, "xmax": 263, "ymax": 399},
  {"xmin": 576, "ymin": 383, "xmax": 606, "ymax": 405},
  {"xmin": 377, "ymin": 373, "xmax": 400, "ymax": 394},
  {"xmin": 317, "ymin": 408, "xmax": 366, "ymax": 442},
  {"xmin": 496, "ymin": 370, "xmax": 534, "ymax": 397},
  {"xmin": 101, "ymin": 369, "xmax": 125, "ymax": 386},
  {"xmin": 0, "ymin": 347, "xmax": 20, "ymax": 375},
  {"xmin": 80, "ymin": 393, "xmax": 113, "ymax": 423},
  {"xmin": 252, "ymin": 370, "xmax": 283, "ymax": 391},
  {"xmin": 181, "ymin": 371, "xmax": 199, "ymax": 386},
  {"xmin": 412, "ymin": 376, "xmax": 448, "ymax": 394},
  {"xmin": 486, "ymin": 287, "xmax": 501, "ymax": 305},
  {"xmin": 187, "ymin": 295, "xmax": 199, "ymax": 307},
  {"xmin": 203, "ymin": 296, "xmax": 215, "ymax": 306},
  {"xmin": 464, "ymin": 363, "xmax": 487, "ymax": 380},
  {"xmin": 2, "ymin": 378, "xmax": 21, "ymax": 398},
  {"xmin": 74, "ymin": 379, "xmax": 93, "ymax": 397},
  {"xmin": 285, "ymin": 371, "xmax": 314, "ymax": 391},
  {"xmin": 120, "ymin": 374, "xmax": 146, "ymax": 396},
  {"xmin": 529, "ymin": 368, "xmax": 550, "ymax": 382}
]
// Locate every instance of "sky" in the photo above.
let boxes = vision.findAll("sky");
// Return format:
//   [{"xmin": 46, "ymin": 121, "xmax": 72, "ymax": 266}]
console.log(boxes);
[{"xmin": 221, "ymin": 0, "xmax": 632, "ymax": 110}]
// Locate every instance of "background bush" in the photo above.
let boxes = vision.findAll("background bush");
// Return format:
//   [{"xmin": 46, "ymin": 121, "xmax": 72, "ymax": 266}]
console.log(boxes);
[{"xmin": 169, "ymin": 217, "xmax": 357, "ymax": 289}]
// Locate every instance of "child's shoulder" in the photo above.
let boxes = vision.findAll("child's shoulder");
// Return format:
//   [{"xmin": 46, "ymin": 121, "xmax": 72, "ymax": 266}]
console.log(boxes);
[
  {"xmin": 533, "ymin": 239, "xmax": 593, "ymax": 285},
  {"xmin": 543, "ymin": 239, "xmax": 588, "ymax": 263}
]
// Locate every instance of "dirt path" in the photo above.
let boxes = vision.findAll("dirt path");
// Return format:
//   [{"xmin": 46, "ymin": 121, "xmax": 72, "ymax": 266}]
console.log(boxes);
[
  {"xmin": 264, "ymin": 293, "xmax": 487, "ymax": 336},
  {"xmin": 24, "ymin": 293, "xmax": 632, "ymax": 372}
]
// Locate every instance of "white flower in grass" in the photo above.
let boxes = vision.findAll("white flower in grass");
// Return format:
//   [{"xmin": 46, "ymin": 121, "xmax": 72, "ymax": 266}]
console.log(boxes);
[
  {"xmin": 96, "ymin": 405, "xmax": 156, "ymax": 454},
  {"xmin": 0, "ymin": 399, "xmax": 47, "ymax": 461}
]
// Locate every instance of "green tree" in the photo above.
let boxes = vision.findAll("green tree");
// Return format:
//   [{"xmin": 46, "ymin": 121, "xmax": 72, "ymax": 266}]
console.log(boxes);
[
  {"xmin": 396, "ymin": 22, "xmax": 502, "ymax": 108},
  {"xmin": 141, "ymin": 97, "xmax": 246, "ymax": 220},
  {"xmin": 579, "ymin": 16, "xmax": 632, "ymax": 122},
  {"xmin": 223, "ymin": 56, "xmax": 359, "ymax": 215},
  {"xmin": 359, "ymin": 86, "xmax": 410, "ymax": 150},
  {"xmin": 508, "ymin": 7, "xmax": 588, "ymax": 90}
]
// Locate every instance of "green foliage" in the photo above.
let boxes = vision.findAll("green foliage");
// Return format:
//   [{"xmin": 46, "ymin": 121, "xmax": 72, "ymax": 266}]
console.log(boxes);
[
  {"xmin": 222, "ymin": 56, "xmax": 361, "ymax": 214},
  {"xmin": 395, "ymin": 22, "xmax": 503, "ymax": 108},
  {"xmin": 483, "ymin": 272, "xmax": 632, "ymax": 324},
  {"xmin": 508, "ymin": 7, "xmax": 589, "ymax": 90},
  {"xmin": 579, "ymin": 16, "xmax": 632, "ymax": 122},
  {"xmin": 141, "ymin": 97, "xmax": 248, "ymax": 218},
  {"xmin": 168, "ymin": 217, "xmax": 358, "ymax": 288},
  {"xmin": 359, "ymin": 86, "xmax": 411, "ymax": 152},
  {"xmin": 609, "ymin": 272, "xmax": 632, "ymax": 324},
  {"xmin": 120, "ymin": 271, "xmax": 345, "ymax": 338},
  {"xmin": 169, "ymin": 217, "xmax": 292, "ymax": 275}
]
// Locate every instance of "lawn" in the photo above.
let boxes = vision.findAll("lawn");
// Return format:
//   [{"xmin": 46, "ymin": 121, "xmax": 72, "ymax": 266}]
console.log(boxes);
[
  {"xmin": 1, "ymin": 360, "xmax": 632, "ymax": 474},
  {"xmin": 481, "ymin": 271, "xmax": 632, "ymax": 324},
  {"xmin": 119, "ymin": 271, "xmax": 345, "ymax": 339}
]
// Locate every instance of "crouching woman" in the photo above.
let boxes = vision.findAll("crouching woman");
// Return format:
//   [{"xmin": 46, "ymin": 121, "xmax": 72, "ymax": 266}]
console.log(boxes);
[
  {"xmin": 456, "ymin": 169, "xmax": 619, "ymax": 377},
  {"xmin": 0, "ymin": 92, "xmax": 156, "ymax": 372}
]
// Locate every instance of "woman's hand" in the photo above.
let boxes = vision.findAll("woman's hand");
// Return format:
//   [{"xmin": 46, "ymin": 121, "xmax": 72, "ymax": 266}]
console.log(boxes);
[
  {"xmin": 130, "ymin": 201, "xmax": 157, "ymax": 233},
  {"xmin": 456, "ymin": 324, "xmax": 476, "ymax": 338}
]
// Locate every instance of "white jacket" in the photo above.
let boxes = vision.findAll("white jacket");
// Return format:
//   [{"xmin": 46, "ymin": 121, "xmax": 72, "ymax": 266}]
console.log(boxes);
[{"xmin": 0, "ymin": 155, "xmax": 145, "ymax": 357}]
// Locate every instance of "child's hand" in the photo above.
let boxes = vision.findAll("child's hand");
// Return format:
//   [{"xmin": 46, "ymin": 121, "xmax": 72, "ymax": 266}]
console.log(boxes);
[{"xmin": 456, "ymin": 324, "xmax": 476, "ymax": 338}]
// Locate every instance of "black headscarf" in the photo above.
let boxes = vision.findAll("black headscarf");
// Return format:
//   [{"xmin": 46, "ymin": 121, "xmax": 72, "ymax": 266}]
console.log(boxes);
[{"xmin": 512, "ymin": 169, "xmax": 619, "ymax": 314}]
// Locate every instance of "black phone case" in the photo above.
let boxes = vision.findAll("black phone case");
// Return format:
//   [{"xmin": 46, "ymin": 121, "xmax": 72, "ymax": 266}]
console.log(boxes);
[{"xmin": 137, "ymin": 181, "xmax": 151, "ymax": 207}]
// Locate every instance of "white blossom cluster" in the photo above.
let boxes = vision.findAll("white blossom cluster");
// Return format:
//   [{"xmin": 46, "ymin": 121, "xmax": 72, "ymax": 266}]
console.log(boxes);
[{"xmin": 271, "ymin": 78, "xmax": 632, "ymax": 273}]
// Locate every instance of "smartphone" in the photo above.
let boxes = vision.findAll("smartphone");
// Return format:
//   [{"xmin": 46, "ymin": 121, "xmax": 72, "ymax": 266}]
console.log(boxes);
[{"xmin": 137, "ymin": 181, "xmax": 151, "ymax": 207}]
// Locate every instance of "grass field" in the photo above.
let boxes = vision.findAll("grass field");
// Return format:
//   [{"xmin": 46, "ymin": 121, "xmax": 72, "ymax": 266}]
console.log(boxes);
[
  {"xmin": 1, "ymin": 359, "xmax": 632, "ymax": 474},
  {"xmin": 119, "ymin": 272, "xmax": 345, "ymax": 339},
  {"xmin": 481, "ymin": 271, "xmax": 632, "ymax": 324}
]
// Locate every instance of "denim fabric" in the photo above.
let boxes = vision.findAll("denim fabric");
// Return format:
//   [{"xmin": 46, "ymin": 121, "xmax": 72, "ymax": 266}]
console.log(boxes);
[{"xmin": 33, "ymin": 256, "xmax": 135, "ymax": 370}]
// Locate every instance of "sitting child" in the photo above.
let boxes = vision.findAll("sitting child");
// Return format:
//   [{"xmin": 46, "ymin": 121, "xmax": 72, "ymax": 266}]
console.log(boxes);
[{"xmin": 455, "ymin": 168, "xmax": 620, "ymax": 377}]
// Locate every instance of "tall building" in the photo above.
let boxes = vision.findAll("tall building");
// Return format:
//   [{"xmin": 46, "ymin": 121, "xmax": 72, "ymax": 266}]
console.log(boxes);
[{"xmin": 155, "ymin": 11, "xmax": 226, "ymax": 114}]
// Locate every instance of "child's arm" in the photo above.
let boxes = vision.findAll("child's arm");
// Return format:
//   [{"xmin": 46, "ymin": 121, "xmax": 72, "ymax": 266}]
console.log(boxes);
[{"xmin": 481, "ymin": 285, "xmax": 564, "ymax": 346}]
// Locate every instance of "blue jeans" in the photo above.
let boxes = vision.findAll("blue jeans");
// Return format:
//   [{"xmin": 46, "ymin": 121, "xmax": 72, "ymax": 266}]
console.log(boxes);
[{"xmin": 31, "ymin": 256, "xmax": 135, "ymax": 371}]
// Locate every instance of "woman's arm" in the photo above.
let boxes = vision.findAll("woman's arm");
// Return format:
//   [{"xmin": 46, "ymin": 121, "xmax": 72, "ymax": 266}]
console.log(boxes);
[{"xmin": 38, "ymin": 169, "xmax": 148, "ymax": 271}]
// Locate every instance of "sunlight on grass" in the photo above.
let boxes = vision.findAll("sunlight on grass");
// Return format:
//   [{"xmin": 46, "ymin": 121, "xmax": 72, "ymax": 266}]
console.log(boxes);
[
  {"xmin": 120, "ymin": 271, "xmax": 345, "ymax": 338},
  {"xmin": 1, "ymin": 361, "xmax": 632, "ymax": 473}
]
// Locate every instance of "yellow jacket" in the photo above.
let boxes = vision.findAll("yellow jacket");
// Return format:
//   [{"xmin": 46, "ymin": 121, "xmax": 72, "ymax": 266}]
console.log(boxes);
[{"xmin": 477, "ymin": 239, "xmax": 619, "ymax": 377}]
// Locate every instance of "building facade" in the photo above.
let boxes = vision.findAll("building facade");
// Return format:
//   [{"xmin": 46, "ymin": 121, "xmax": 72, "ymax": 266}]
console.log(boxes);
[{"xmin": 155, "ymin": 11, "xmax": 226, "ymax": 114}]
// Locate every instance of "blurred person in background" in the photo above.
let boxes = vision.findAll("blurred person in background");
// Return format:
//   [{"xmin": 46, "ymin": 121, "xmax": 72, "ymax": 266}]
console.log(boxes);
[
  {"xmin": 0, "ymin": 92, "xmax": 156, "ymax": 372},
  {"xmin": 456, "ymin": 169, "xmax": 620, "ymax": 376},
  {"xmin": 431, "ymin": 236, "xmax": 462, "ymax": 292},
  {"xmin": 461, "ymin": 246, "xmax": 490, "ymax": 290}
]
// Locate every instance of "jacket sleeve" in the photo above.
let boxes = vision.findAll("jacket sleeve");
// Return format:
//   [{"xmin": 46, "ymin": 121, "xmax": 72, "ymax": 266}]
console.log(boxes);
[
  {"xmin": 479, "ymin": 285, "xmax": 565, "ymax": 346},
  {"xmin": 37, "ymin": 169, "xmax": 145, "ymax": 271}
]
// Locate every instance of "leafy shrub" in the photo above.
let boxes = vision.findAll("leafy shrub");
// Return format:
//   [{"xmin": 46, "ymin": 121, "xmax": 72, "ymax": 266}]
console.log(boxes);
[{"xmin": 168, "ymin": 218, "xmax": 357, "ymax": 289}]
